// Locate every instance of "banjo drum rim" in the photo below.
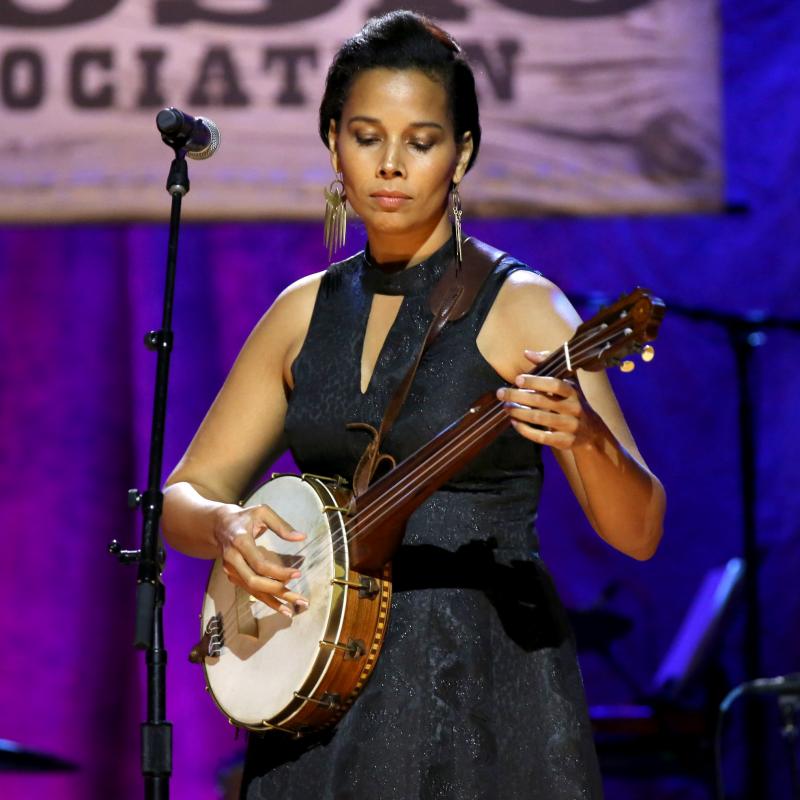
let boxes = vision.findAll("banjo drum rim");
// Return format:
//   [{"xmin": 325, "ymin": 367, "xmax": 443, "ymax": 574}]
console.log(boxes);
[{"xmin": 200, "ymin": 473, "xmax": 351, "ymax": 731}]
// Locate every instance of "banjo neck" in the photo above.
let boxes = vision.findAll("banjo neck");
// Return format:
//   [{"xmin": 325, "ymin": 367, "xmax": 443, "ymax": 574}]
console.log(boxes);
[
  {"xmin": 346, "ymin": 287, "xmax": 664, "ymax": 573},
  {"xmin": 195, "ymin": 287, "xmax": 663, "ymax": 737},
  {"xmin": 349, "ymin": 390, "xmax": 509, "ymax": 571}
]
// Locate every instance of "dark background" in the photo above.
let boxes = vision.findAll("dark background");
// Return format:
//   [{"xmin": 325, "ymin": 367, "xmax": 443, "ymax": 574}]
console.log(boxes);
[{"xmin": 1, "ymin": 2, "xmax": 798, "ymax": 798}]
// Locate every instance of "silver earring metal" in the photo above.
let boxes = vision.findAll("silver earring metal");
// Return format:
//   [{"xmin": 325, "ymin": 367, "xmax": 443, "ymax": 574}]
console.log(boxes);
[
  {"xmin": 451, "ymin": 183, "xmax": 463, "ymax": 266},
  {"xmin": 324, "ymin": 176, "xmax": 347, "ymax": 260}
]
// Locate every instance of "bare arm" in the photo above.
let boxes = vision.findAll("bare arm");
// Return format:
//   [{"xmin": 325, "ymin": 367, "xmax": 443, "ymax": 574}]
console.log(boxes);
[
  {"xmin": 477, "ymin": 271, "xmax": 666, "ymax": 560},
  {"xmin": 161, "ymin": 272, "xmax": 323, "ymax": 613}
]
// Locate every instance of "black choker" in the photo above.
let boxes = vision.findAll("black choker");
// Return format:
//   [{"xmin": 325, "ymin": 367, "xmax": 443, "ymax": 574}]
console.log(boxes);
[{"xmin": 360, "ymin": 236, "xmax": 454, "ymax": 296}]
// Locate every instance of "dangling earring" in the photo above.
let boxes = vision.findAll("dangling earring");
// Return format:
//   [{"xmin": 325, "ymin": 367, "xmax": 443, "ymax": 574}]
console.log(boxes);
[
  {"xmin": 324, "ymin": 175, "xmax": 347, "ymax": 260},
  {"xmin": 451, "ymin": 182, "xmax": 464, "ymax": 267}
]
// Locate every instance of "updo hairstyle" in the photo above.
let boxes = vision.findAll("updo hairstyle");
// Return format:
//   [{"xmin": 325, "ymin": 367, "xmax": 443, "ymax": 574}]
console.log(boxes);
[{"xmin": 318, "ymin": 10, "xmax": 481, "ymax": 173}]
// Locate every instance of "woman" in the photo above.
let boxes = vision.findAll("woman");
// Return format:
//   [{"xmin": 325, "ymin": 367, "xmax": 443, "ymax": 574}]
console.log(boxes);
[{"xmin": 162, "ymin": 10, "xmax": 665, "ymax": 799}]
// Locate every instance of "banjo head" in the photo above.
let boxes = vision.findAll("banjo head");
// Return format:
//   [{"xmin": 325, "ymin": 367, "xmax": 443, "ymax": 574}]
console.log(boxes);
[{"xmin": 200, "ymin": 474, "xmax": 348, "ymax": 729}]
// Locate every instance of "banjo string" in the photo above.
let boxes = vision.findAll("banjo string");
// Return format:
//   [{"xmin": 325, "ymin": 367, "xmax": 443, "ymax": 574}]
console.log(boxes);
[
  {"xmin": 282, "ymin": 343, "xmax": 578, "ymax": 572},
  {"xmin": 278, "ymin": 324, "xmax": 616, "ymax": 573},
  {"xmin": 217, "ymin": 397, "xmax": 511, "ymax": 632},
  {"xmin": 216, "ymin": 322, "xmax": 627, "ymax": 626},
  {"xmin": 338, "ymin": 314, "xmax": 642, "ymax": 556},
  {"xmin": 308, "ymin": 322, "xmax": 623, "ymax": 564}
]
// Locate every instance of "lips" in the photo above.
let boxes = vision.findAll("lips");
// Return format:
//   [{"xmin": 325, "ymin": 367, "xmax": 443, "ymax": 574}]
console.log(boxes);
[
  {"xmin": 370, "ymin": 190, "xmax": 412, "ymax": 199},
  {"xmin": 370, "ymin": 190, "xmax": 412, "ymax": 210}
]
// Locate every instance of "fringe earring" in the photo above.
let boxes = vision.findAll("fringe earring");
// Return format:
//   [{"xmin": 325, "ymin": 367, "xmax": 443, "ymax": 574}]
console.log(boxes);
[
  {"xmin": 451, "ymin": 182, "xmax": 464, "ymax": 268},
  {"xmin": 324, "ymin": 175, "xmax": 347, "ymax": 260}
]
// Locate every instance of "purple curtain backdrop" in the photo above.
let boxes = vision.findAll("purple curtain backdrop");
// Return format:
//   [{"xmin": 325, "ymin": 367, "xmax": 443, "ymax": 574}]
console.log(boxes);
[{"xmin": 1, "ymin": 3, "xmax": 799, "ymax": 799}]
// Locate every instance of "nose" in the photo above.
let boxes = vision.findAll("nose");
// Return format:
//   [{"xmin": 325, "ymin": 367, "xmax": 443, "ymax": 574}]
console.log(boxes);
[{"xmin": 378, "ymin": 141, "xmax": 405, "ymax": 179}]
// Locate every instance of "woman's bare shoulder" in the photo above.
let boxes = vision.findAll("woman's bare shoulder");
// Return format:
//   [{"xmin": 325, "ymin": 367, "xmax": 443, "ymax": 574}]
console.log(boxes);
[
  {"xmin": 246, "ymin": 270, "xmax": 325, "ymax": 355},
  {"xmin": 497, "ymin": 270, "xmax": 578, "ymax": 330},
  {"xmin": 269, "ymin": 270, "xmax": 325, "ymax": 323},
  {"xmin": 478, "ymin": 267, "xmax": 580, "ymax": 380}
]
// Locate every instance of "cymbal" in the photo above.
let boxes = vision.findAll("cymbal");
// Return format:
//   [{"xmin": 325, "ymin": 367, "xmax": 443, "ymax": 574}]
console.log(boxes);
[{"xmin": 0, "ymin": 739, "xmax": 78, "ymax": 772}]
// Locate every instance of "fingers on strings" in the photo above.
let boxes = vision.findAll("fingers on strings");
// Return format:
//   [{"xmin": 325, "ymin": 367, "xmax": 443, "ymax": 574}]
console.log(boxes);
[
  {"xmin": 224, "ymin": 532, "xmax": 308, "ymax": 616},
  {"xmin": 497, "ymin": 375, "xmax": 582, "ymax": 449}
]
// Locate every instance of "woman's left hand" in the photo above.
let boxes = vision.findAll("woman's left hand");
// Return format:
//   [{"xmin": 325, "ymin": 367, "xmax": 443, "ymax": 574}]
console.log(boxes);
[{"xmin": 496, "ymin": 349, "xmax": 603, "ymax": 452}]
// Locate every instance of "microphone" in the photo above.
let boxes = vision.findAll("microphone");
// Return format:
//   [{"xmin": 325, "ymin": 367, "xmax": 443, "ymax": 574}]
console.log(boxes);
[
  {"xmin": 156, "ymin": 107, "xmax": 220, "ymax": 160},
  {"xmin": 720, "ymin": 673, "xmax": 800, "ymax": 713}
]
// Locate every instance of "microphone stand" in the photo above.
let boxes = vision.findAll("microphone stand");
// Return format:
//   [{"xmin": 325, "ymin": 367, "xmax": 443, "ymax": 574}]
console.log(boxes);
[
  {"xmin": 719, "ymin": 680, "xmax": 800, "ymax": 800},
  {"xmin": 647, "ymin": 301, "xmax": 799, "ymax": 799},
  {"xmin": 778, "ymin": 693, "xmax": 800, "ymax": 800},
  {"xmin": 109, "ymin": 137, "xmax": 193, "ymax": 800},
  {"xmin": 571, "ymin": 290, "xmax": 800, "ymax": 799}
]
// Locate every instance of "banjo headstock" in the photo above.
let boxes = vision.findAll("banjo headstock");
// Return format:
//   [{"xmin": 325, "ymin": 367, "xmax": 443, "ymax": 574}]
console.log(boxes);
[{"xmin": 559, "ymin": 288, "xmax": 666, "ymax": 375}]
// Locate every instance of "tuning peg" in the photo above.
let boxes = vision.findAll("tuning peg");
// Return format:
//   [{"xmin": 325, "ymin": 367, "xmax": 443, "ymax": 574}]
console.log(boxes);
[
  {"xmin": 619, "ymin": 360, "xmax": 636, "ymax": 373},
  {"xmin": 640, "ymin": 345, "xmax": 655, "ymax": 362}
]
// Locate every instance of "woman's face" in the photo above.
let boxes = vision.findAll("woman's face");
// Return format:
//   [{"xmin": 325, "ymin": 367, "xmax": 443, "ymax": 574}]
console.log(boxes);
[{"xmin": 328, "ymin": 68, "xmax": 472, "ymax": 254}]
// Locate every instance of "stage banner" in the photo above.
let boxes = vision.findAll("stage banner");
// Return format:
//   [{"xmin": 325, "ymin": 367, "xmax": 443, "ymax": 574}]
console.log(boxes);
[{"xmin": 0, "ymin": 0, "xmax": 723, "ymax": 221}]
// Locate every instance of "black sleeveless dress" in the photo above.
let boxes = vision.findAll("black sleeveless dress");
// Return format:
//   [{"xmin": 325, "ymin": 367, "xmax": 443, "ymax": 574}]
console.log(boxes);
[{"xmin": 240, "ymin": 236, "xmax": 604, "ymax": 800}]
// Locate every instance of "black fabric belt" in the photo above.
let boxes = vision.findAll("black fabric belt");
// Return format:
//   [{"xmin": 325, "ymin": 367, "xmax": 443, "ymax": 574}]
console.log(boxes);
[
  {"xmin": 390, "ymin": 541, "xmax": 572, "ymax": 653},
  {"xmin": 391, "ymin": 540, "xmax": 539, "ymax": 593}
]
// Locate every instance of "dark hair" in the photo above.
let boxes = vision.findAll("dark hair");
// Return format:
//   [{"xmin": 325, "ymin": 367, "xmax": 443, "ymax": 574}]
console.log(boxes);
[{"xmin": 318, "ymin": 10, "xmax": 481, "ymax": 173}]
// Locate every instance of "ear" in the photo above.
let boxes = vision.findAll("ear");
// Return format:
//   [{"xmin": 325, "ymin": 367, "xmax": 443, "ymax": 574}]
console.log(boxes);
[
  {"xmin": 453, "ymin": 131, "xmax": 473, "ymax": 184},
  {"xmin": 327, "ymin": 119, "xmax": 341, "ymax": 174}
]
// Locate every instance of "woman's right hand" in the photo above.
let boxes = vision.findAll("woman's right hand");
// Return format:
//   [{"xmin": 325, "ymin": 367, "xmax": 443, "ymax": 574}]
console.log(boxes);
[{"xmin": 213, "ymin": 503, "xmax": 308, "ymax": 618}]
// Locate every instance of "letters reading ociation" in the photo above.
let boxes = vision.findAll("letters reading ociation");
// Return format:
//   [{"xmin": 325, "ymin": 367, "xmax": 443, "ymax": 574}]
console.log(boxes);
[
  {"xmin": 0, "ymin": 41, "xmax": 520, "ymax": 112},
  {"xmin": 0, "ymin": 0, "xmax": 656, "ymax": 112}
]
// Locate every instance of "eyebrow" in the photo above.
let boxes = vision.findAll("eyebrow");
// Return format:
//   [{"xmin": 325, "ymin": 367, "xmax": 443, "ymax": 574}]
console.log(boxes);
[{"xmin": 346, "ymin": 115, "xmax": 444, "ymax": 131}]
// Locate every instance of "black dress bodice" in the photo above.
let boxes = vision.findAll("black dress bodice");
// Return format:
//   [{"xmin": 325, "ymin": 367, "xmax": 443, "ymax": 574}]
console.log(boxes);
[
  {"xmin": 285, "ymin": 234, "xmax": 543, "ymax": 555},
  {"xmin": 242, "ymin": 235, "xmax": 604, "ymax": 800}
]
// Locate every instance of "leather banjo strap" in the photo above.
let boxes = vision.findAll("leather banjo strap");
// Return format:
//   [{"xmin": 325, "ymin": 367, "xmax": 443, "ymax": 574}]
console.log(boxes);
[{"xmin": 349, "ymin": 236, "xmax": 507, "ymax": 497}]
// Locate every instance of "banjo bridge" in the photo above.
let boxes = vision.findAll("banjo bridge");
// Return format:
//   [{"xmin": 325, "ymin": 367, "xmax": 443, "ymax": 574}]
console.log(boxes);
[
  {"xmin": 201, "ymin": 472, "xmax": 391, "ymax": 734},
  {"xmin": 233, "ymin": 588, "xmax": 259, "ymax": 638}
]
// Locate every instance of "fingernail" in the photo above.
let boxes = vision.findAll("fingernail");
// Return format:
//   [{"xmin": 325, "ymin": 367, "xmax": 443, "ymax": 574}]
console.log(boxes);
[
  {"xmin": 515, "ymin": 375, "xmax": 526, "ymax": 386},
  {"xmin": 278, "ymin": 604, "xmax": 293, "ymax": 618},
  {"xmin": 291, "ymin": 570, "xmax": 302, "ymax": 579},
  {"xmin": 496, "ymin": 388, "xmax": 505, "ymax": 400},
  {"xmin": 294, "ymin": 599, "xmax": 309, "ymax": 612},
  {"xmin": 291, "ymin": 530, "xmax": 306, "ymax": 539}
]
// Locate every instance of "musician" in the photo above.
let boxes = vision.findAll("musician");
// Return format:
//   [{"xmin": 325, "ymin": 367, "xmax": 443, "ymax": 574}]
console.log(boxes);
[{"xmin": 162, "ymin": 10, "xmax": 665, "ymax": 799}]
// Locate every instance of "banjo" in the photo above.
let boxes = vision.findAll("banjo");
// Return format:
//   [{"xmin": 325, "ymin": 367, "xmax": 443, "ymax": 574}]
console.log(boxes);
[{"xmin": 189, "ymin": 288, "xmax": 665, "ymax": 736}]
